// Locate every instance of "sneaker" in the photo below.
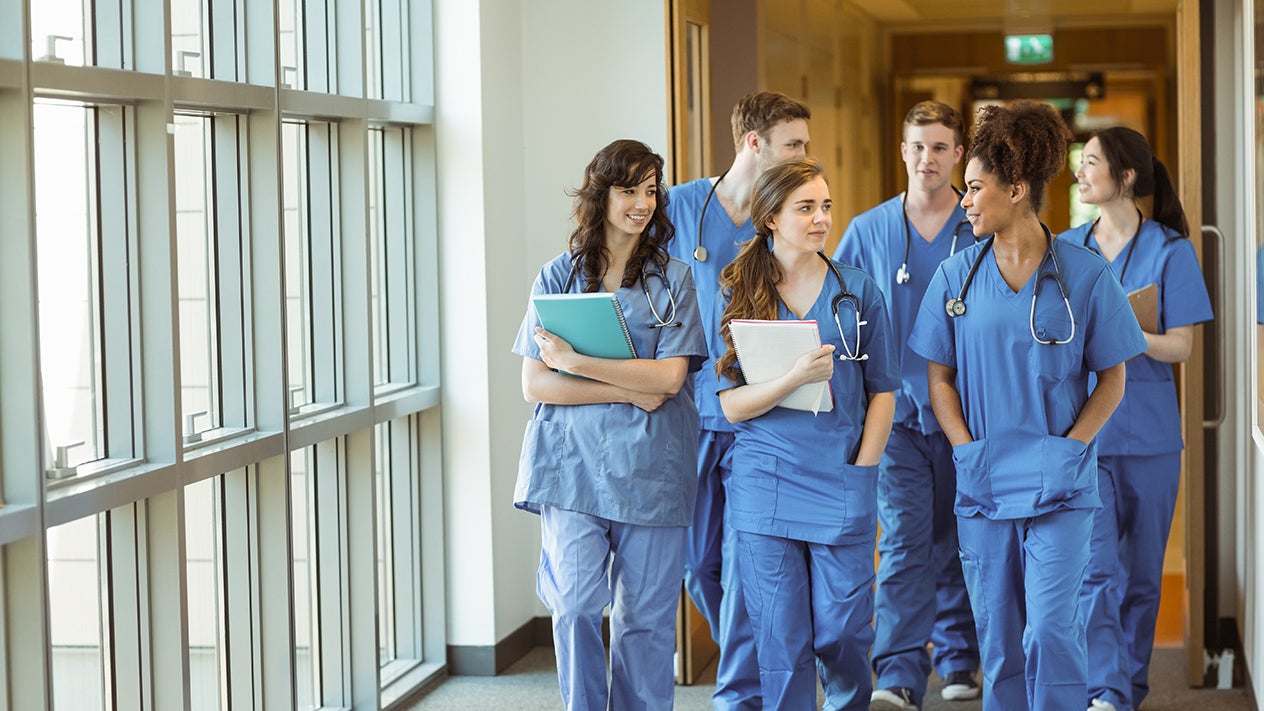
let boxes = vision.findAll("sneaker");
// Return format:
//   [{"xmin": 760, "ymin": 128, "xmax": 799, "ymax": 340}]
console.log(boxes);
[
  {"xmin": 1090, "ymin": 700, "xmax": 1118, "ymax": 711},
  {"xmin": 871, "ymin": 687, "xmax": 918, "ymax": 711},
  {"xmin": 941, "ymin": 670, "xmax": 981, "ymax": 701}
]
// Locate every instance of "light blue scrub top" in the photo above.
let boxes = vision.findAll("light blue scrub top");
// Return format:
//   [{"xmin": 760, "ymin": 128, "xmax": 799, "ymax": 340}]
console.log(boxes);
[
  {"xmin": 909, "ymin": 238, "xmax": 1148, "ymax": 520},
  {"xmin": 513, "ymin": 252, "xmax": 708, "ymax": 527},
  {"xmin": 1059, "ymin": 220, "xmax": 1213, "ymax": 456},
  {"xmin": 709, "ymin": 259, "xmax": 902, "ymax": 545},
  {"xmin": 665, "ymin": 177, "xmax": 751, "ymax": 433},
  {"xmin": 833, "ymin": 196, "xmax": 976, "ymax": 435}
]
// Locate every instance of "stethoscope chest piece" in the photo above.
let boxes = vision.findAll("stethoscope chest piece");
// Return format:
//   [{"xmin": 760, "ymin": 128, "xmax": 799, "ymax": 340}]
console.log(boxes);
[
  {"xmin": 896, "ymin": 264, "xmax": 911, "ymax": 284},
  {"xmin": 946, "ymin": 298, "xmax": 966, "ymax": 318},
  {"xmin": 693, "ymin": 245, "xmax": 708, "ymax": 262}
]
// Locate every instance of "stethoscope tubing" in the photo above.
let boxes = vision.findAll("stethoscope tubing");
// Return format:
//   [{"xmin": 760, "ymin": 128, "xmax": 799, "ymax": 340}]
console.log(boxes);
[
  {"xmin": 897, "ymin": 188, "xmax": 975, "ymax": 285},
  {"xmin": 562, "ymin": 255, "xmax": 681, "ymax": 329}
]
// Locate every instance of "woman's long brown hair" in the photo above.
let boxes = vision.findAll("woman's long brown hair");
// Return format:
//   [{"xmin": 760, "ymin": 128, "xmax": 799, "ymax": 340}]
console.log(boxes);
[
  {"xmin": 566, "ymin": 139, "xmax": 673, "ymax": 291},
  {"xmin": 715, "ymin": 158, "xmax": 827, "ymax": 384}
]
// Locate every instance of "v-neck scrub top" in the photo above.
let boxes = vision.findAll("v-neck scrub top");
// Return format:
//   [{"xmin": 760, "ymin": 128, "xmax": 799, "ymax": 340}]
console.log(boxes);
[
  {"xmin": 710, "ymin": 259, "xmax": 902, "ymax": 545},
  {"xmin": 1059, "ymin": 220, "xmax": 1212, "ymax": 456},
  {"xmin": 512, "ymin": 252, "xmax": 709, "ymax": 527},
  {"xmin": 665, "ymin": 177, "xmax": 754, "ymax": 433},
  {"xmin": 833, "ymin": 196, "xmax": 974, "ymax": 435},
  {"xmin": 908, "ymin": 239, "xmax": 1148, "ymax": 520}
]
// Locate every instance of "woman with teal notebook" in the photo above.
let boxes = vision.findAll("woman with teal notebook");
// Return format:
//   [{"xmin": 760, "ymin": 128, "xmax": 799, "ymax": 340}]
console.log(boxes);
[{"xmin": 511, "ymin": 139, "xmax": 707, "ymax": 710}]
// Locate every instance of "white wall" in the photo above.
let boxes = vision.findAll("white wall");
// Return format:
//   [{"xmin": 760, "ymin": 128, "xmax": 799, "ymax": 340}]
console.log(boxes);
[{"xmin": 435, "ymin": 0, "xmax": 670, "ymax": 648}]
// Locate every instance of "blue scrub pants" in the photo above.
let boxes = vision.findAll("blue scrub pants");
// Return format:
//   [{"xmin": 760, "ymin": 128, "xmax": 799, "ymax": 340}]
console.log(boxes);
[
  {"xmin": 683, "ymin": 429, "xmax": 760, "ymax": 710},
  {"xmin": 957, "ymin": 509, "xmax": 1091, "ymax": 711},
  {"xmin": 736, "ymin": 530, "xmax": 875, "ymax": 711},
  {"xmin": 1081, "ymin": 462, "xmax": 1133, "ymax": 710},
  {"xmin": 1108, "ymin": 452, "xmax": 1182, "ymax": 708},
  {"xmin": 537, "ymin": 505, "xmax": 686, "ymax": 711},
  {"xmin": 873, "ymin": 425, "xmax": 978, "ymax": 703}
]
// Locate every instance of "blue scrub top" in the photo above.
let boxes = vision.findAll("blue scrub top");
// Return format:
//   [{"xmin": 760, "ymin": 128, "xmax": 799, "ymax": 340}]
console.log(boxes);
[
  {"xmin": 512, "ymin": 252, "xmax": 708, "ymax": 527},
  {"xmin": 1059, "ymin": 220, "xmax": 1213, "ymax": 456},
  {"xmin": 909, "ymin": 238, "xmax": 1148, "ymax": 520},
  {"xmin": 666, "ymin": 177, "xmax": 753, "ymax": 433},
  {"xmin": 709, "ymin": 259, "xmax": 901, "ymax": 545},
  {"xmin": 833, "ymin": 195, "xmax": 977, "ymax": 435}
]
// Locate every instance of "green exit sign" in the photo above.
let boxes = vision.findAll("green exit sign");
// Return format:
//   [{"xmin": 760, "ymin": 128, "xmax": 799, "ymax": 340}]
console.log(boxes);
[{"xmin": 1005, "ymin": 34, "xmax": 1053, "ymax": 65}]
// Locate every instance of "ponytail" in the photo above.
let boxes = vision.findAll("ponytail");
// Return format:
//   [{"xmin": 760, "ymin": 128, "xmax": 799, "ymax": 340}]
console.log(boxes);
[
  {"xmin": 715, "ymin": 234, "xmax": 782, "ymax": 384},
  {"xmin": 1149, "ymin": 154, "xmax": 1190, "ymax": 238}
]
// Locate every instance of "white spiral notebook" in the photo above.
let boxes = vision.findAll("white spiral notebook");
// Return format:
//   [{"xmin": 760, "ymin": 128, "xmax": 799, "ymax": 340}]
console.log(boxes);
[{"xmin": 728, "ymin": 319, "xmax": 832, "ymax": 414}]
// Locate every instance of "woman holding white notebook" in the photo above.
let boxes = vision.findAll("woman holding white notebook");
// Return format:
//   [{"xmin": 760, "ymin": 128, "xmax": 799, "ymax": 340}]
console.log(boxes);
[
  {"xmin": 710, "ymin": 157, "xmax": 899, "ymax": 709},
  {"xmin": 512, "ymin": 139, "xmax": 708, "ymax": 711}
]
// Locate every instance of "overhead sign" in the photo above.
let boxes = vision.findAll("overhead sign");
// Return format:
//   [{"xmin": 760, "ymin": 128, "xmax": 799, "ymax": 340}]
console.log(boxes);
[{"xmin": 1005, "ymin": 34, "xmax": 1054, "ymax": 65}]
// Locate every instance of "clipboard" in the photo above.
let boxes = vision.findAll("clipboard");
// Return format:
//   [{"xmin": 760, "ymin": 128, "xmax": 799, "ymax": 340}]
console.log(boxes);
[{"xmin": 1127, "ymin": 283, "xmax": 1158, "ymax": 333}]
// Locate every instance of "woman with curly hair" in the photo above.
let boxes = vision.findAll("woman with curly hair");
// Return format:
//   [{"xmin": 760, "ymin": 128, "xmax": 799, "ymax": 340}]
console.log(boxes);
[
  {"xmin": 710, "ymin": 157, "xmax": 899, "ymax": 709},
  {"xmin": 1060, "ymin": 127, "xmax": 1212, "ymax": 711},
  {"xmin": 907, "ymin": 102, "xmax": 1148, "ymax": 710},
  {"xmin": 512, "ymin": 139, "xmax": 707, "ymax": 710}
]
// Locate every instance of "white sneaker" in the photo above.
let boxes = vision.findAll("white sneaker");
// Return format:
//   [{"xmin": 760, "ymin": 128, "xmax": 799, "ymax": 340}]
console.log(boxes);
[
  {"xmin": 1089, "ymin": 699, "xmax": 1118, "ymax": 711},
  {"xmin": 871, "ymin": 687, "xmax": 918, "ymax": 711},
  {"xmin": 941, "ymin": 670, "xmax": 981, "ymax": 701}
]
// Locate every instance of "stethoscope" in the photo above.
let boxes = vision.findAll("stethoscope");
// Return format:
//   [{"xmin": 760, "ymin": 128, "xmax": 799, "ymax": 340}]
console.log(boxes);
[
  {"xmin": 817, "ymin": 252, "xmax": 868, "ymax": 361},
  {"xmin": 563, "ymin": 256, "xmax": 682, "ymax": 328},
  {"xmin": 1081, "ymin": 210, "xmax": 1143, "ymax": 284},
  {"xmin": 944, "ymin": 224, "xmax": 1076, "ymax": 345},
  {"xmin": 692, "ymin": 169, "xmax": 730, "ymax": 262},
  {"xmin": 895, "ymin": 188, "xmax": 977, "ymax": 285}
]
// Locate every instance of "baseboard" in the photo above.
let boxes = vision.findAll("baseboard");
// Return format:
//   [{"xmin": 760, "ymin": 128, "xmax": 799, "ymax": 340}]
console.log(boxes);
[{"xmin": 445, "ymin": 616, "xmax": 555, "ymax": 676}]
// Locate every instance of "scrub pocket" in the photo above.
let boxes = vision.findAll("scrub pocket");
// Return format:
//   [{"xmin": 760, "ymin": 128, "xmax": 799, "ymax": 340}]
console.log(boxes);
[
  {"xmin": 837, "ymin": 462, "xmax": 878, "ymax": 537},
  {"xmin": 951, "ymin": 439, "xmax": 991, "ymax": 512},
  {"xmin": 1028, "ymin": 340, "xmax": 1078, "ymax": 382},
  {"xmin": 1036, "ymin": 435, "xmax": 1092, "ymax": 506},
  {"xmin": 727, "ymin": 453, "xmax": 779, "ymax": 519},
  {"xmin": 517, "ymin": 418, "xmax": 572, "ymax": 497}
]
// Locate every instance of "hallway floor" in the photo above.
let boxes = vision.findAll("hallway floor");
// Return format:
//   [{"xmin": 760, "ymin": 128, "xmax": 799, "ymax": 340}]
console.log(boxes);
[{"xmin": 405, "ymin": 645, "xmax": 1254, "ymax": 710}]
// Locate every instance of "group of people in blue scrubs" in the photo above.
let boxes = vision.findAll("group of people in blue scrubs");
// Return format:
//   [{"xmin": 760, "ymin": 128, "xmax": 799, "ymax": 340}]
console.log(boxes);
[{"xmin": 513, "ymin": 95, "xmax": 1211, "ymax": 711}]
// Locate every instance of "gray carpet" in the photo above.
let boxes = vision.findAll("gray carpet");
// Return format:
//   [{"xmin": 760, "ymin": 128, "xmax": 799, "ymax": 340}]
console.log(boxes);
[{"xmin": 404, "ymin": 645, "xmax": 1254, "ymax": 709}]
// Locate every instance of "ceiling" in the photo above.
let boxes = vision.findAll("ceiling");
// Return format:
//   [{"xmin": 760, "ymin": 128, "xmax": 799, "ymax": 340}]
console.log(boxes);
[{"xmin": 847, "ymin": 0, "xmax": 1180, "ymax": 28}]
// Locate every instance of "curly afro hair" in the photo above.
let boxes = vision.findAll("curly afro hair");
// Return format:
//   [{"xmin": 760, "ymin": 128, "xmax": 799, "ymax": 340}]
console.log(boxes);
[{"xmin": 967, "ymin": 101, "xmax": 1072, "ymax": 213}]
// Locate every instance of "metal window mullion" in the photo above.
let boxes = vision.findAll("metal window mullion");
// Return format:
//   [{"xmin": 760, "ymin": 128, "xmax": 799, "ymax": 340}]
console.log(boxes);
[
  {"xmin": 255, "ymin": 457, "xmax": 296, "ymax": 709},
  {"xmin": 304, "ymin": 0, "xmax": 330, "ymax": 93},
  {"xmin": 213, "ymin": 115, "xmax": 248, "ymax": 429},
  {"xmin": 245, "ymin": 108, "xmax": 286, "ymax": 431},
  {"xmin": 98, "ymin": 105, "xmax": 137, "ymax": 461},
  {"xmin": 379, "ymin": 0, "xmax": 403, "ymax": 102},
  {"xmin": 144, "ymin": 489, "xmax": 191, "ymax": 710},
  {"xmin": 410, "ymin": 128, "xmax": 439, "ymax": 387},
  {"xmin": 406, "ymin": 0, "xmax": 432, "ymax": 105},
  {"xmin": 209, "ymin": 0, "xmax": 240, "ymax": 81},
  {"xmin": 92, "ymin": 0, "xmax": 125, "ymax": 69},
  {"xmin": 382, "ymin": 127, "xmax": 411, "ymax": 385},
  {"xmin": 103, "ymin": 504, "xmax": 142, "ymax": 707},
  {"xmin": 338, "ymin": 119, "xmax": 369, "ymax": 407},
  {"xmin": 312, "ymin": 438, "xmax": 345, "ymax": 704},
  {"xmin": 203, "ymin": 118, "xmax": 225, "ymax": 430},
  {"xmin": 344, "ymin": 429, "xmax": 380, "ymax": 708},
  {"xmin": 333, "ymin": 0, "xmax": 361, "ymax": 98},
  {"xmin": 306, "ymin": 123, "xmax": 338, "ymax": 405},
  {"xmin": 415, "ymin": 410, "xmax": 445, "ymax": 664},
  {"xmin": 221, "ymin": 468, "xmax": 256, "ymax": 709},
  {"xmin": 388, "ymin": 416, "xmax": 419, "ymax": 659}
]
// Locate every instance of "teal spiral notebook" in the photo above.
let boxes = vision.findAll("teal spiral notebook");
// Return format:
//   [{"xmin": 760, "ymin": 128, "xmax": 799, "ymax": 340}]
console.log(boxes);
[{"xmin": 531, "ymin": 292, "xmax": 638, "ymax": 360}]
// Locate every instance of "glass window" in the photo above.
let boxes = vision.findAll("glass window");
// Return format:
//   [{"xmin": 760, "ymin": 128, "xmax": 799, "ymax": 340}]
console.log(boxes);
[
  {"xmin": 375, "ymin": 416, "xmax": 425, "ymax": 681},
  {"xmin": 365, "ymin": 0, "xmax": 409, "ymax": 102},
  {"xmin": 47, "ymin": 516, "xmax": 108, "ymax": 710},
  {"xmin": 185, "ymin": 477, "xmax": 226, "ymax": 710},
  {"xmin": 291, "ymin": 448, "xmax": 318, "ymax": 709},
  {"xmin": 30, "ymin": 0, "xmax": 87, "ymax": 67},
  {"xmin": 283, "ymin": 122, "xmax": 342, "ymax": 415},
  {"xmin": 368, "ymin": 127, "xmax": 416, "ymax": 388},
  {"xmin": 169, "ymin": 0, "xmax": 208, "ymax": 78},
  {"xmin": 174, "ymin": 113, "xmax": 249, "ymax": 444},
  {"xmin": 35, "ymin": 100, "xmax": 136, "ymax": 475}
]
